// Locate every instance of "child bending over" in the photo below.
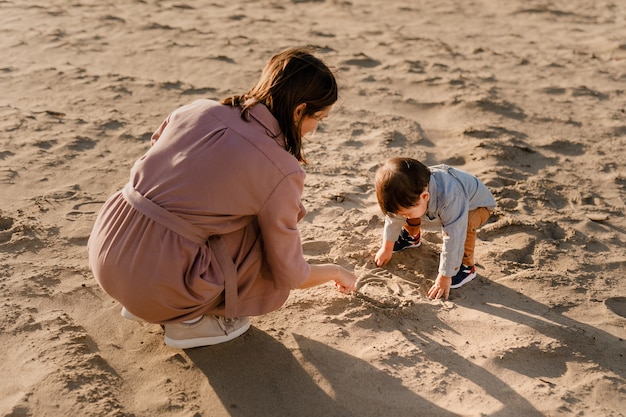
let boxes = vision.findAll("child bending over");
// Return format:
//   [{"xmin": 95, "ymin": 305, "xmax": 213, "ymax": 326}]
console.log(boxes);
[{"xmin": 374, "ymin": 157, "xmax": 496, "ymax": 300}]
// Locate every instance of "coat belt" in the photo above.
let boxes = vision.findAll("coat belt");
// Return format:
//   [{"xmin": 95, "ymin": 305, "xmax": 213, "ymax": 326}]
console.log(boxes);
[{"xmin": 122, "ymin": 182, "xmax": 239, "ymax": 317}]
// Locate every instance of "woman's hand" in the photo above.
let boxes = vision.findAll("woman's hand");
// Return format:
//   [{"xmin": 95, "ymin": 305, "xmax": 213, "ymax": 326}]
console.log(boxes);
[
  {"xmin": 333, "ymin": 266, "xmax": 357, "ymax": 294},
  {"xmin": 427, "ymin": 274, "xmax": 451, "ymax": 300},
  {"xmin": 301, "ymin": 264, "xmax": 356, "ymax": 294}
]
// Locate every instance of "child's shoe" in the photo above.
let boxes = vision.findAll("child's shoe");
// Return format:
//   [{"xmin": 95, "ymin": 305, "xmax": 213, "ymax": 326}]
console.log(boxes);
[
  {"xmin": 450, "ymin": 264, "xmax": 477, "ymax": 289},
  {"xmin": 164, "ymin": 315, "xmax": 250, "ymax": 349},
  {"xmin": 393, "ymin": 229, "xmax": 421, "ymax": 252}
]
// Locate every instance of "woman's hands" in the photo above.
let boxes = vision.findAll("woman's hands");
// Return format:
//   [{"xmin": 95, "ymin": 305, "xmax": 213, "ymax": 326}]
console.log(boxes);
[
  {"xmin": 333, "ymin": 266, "xmax": 357, "ymax": 294},
  {"xmin": 302, "ymin": 264, "xmax": 356, "ymax": 294}
]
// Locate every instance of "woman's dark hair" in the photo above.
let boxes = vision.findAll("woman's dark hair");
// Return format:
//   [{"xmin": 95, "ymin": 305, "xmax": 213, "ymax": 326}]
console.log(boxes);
[
  {"xmin": 221, "ymin": 47, "xmax": 338, "ymax": 163},
  {"xmin": 375, "ymin": 157, "xmax": 431, "ymax": 215}
]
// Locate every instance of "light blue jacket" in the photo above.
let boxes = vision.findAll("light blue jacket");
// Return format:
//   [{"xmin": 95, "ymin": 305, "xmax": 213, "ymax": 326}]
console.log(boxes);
[{"xmin": 383, "ymin": 164, "xmax": 496, "ymax": 276}]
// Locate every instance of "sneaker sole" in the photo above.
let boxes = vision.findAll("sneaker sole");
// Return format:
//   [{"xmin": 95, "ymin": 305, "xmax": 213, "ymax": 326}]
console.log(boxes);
[
  {"xmin": 450, "ymin": 272, "xmax": 477, "ymax": 289},
  {"xmin": 164, "ymin": 321, "xmax": 251, "ymax": 349},
  {"xmin": 121, "ymin": 307, "xmax": 145, "ymax": 322},
  {"xmin": 392, "ymin": 242, "xmax": 421, "ymax": 253}
]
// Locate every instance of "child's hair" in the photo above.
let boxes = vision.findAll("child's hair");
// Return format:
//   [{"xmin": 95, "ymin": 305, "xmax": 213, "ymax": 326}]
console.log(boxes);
[
  {"xmin": 375, "ymin": 157, "xmax": 431, "ymax": 215},
  {"xmin": 221, "ymin": 47, "xmax": 338, "ymax": 163}
]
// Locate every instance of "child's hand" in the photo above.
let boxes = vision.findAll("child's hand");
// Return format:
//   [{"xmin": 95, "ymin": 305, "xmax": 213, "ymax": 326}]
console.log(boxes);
[
  {"xmin": 374, "ymin": 247, "xmax": 393, "ymax": 266},
  {"xmin": 428, "ymin": 274, "xmax": 451, "ymax": 300}
]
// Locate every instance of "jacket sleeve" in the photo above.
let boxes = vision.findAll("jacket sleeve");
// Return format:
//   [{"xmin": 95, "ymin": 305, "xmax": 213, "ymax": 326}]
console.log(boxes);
[
  {"xmin": 437, "ymin": 189, "xmax": 469, "ymax": 277},
  {"xmin": 383, "ymin": 213, "xmax": 406, "ymax": 242},
  {"xmin": 256, "ymin": 171, "xmax": 311, "ymax": 289}
]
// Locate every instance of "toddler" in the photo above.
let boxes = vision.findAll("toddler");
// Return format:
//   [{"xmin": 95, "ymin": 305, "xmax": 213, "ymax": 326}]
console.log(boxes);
[{"xmin": 374, "ymin": 157, "xmax": 496, "ymax": 300}]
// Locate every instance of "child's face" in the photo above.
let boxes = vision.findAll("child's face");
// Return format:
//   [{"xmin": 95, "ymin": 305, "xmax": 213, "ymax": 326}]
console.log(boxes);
[{"xmin": 395, "ymin": 191, "xmax": 429, "ymax": 219}]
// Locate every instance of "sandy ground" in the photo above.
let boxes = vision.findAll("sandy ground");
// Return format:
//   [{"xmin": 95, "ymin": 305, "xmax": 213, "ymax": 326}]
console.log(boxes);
[{"xmin": 1, "ymin": 0, "xmax": 625, "ymax": 416}]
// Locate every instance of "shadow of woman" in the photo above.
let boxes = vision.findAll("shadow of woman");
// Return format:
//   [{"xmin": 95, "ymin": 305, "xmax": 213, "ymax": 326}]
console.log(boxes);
[{"xmin": 185, "ymin": 327, "xmax": 459, "ymax": 417}]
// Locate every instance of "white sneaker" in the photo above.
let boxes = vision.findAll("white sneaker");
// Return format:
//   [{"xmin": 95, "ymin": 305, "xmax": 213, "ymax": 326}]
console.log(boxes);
[
  {"xmin": 121, "ymin": 306, "xmax": 145, "ymax": 322},
  {"xmin": 164, "ymin": 316, "xmax": 250, "ymax": 349}
]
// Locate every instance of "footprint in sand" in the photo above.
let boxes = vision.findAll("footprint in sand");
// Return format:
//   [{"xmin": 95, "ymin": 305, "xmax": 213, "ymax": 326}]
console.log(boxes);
[
  {"xmin": 66, "ymin": 201, "xmax": 104, "ymax": 222},
  {"xmin": 0, "ymin": 214, "xmax": 15, "ymax": 244},
  {"xmin": 605, "ymin": 296, "xmax": 626, "ymax": 319},
  {"xmin": 301, "ymin": 240, "xmax": 331, "ymax": 256},
  {"xmin": 341, "ymin": 53, "xmax": 381, "ymax": 68},
  {"xmin": 67, "ymin": 136, "xmax": 97, "ymax": 151}
]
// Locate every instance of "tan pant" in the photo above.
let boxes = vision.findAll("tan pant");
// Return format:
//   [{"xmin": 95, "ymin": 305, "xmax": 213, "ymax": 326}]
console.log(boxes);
[{"xmin": 404, "ymin": 207, "xmax": 492, "ymax": 267}]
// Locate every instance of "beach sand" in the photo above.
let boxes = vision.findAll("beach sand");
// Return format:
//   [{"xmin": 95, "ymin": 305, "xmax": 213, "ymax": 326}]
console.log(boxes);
[{"xmin": 1, "ymin": 0, "xmax": 625, "ymax": 416}]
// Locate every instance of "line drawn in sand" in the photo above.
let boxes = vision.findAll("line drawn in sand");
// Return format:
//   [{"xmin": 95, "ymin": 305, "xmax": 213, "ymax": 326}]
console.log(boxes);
[{"xmin": 353, "ymin": 264, "xmax": 423, "ymax": 309}]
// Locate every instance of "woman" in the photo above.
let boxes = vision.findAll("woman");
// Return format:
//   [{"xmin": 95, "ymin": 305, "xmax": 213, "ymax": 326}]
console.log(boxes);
[{"xmin": 88, "ymin": 48, "xmax": 357, "ymax": 349}]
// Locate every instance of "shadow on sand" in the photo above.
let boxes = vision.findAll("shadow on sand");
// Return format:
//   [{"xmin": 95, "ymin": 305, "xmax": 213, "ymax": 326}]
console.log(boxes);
[
  {"xmin": 454, "ymin": 278, "xmax": 626, "ymax": 381},
  {"xmin": 185, "ymin": 328, "xmax": 459, "ymax": 417},
  {"xmin": 184, "ymin": 275, "xmax": 625, "ymax": 417}
]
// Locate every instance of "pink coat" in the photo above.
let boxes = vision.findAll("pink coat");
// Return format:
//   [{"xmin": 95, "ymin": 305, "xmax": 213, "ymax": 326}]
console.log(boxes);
[{"xmin": 88, "ymin": 100, "xmax": 311, "ymax": 323}]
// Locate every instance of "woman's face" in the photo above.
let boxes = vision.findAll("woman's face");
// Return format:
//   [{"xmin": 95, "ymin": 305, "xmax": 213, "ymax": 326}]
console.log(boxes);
[{"xmin": 299, "ymin": 106, "xmax": 332, "ymax": 137}]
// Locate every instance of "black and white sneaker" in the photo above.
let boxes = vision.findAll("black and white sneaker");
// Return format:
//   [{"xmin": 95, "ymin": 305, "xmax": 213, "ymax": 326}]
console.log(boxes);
[
  {"xmin": 392, "ymin": 229, "xmax": 421, "ymax": 253},
  {"xmin": 450, "ymin": 264, "xmax": 477, "ymax": 289}
]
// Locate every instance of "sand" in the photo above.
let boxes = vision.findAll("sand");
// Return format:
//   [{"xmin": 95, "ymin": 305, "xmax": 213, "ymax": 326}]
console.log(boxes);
[{"xmin": 1, "ymin": 0, "xmax": 625, "ymax": 416}]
